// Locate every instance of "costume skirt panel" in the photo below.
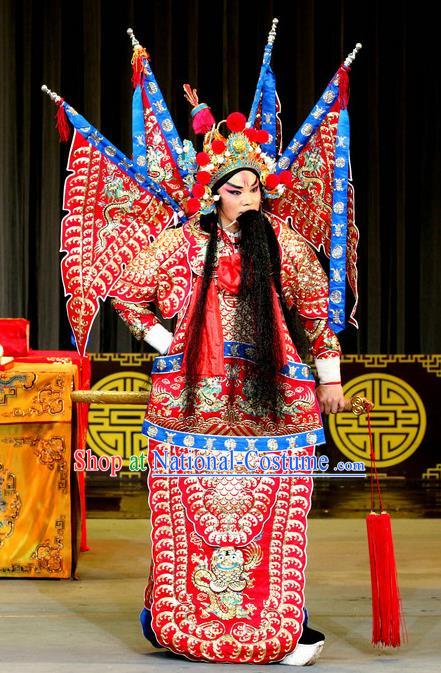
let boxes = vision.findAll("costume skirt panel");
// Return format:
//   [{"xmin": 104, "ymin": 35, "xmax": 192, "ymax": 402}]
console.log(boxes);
[
  {"xmin": 142, "ymin": 343, "xmax": 323, "ymax": 662},
  {"xmin": 146, "ymin": 439, "xmax": 317, "ymax": 663}
]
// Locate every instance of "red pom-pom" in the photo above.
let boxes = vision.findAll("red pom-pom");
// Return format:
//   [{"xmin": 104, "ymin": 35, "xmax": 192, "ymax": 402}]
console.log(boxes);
[
  {"xmin": 196, "ymin": 171, "xmax": 211, "ymax": 185},
  {"xmin": 265, "ymin": 174, "xmax": 280, "ymax": 190},
  {"xmin": 192, "ymin": 183, "xmax": 206, "ymax": 198},
  {"xmin": 186, "ymin": 198, "xmax": 201, "ymax": 215},
  {"xmin": 192, "ymin": 106, "xmax": 216, "ymax": 135},
  {"xmin": 279, "ymin": 170, "xmax": 293, "ymax": 186},
  {"xmin": 226, "ymin": 112, "xmax": 247, "ymax": 133},
  {"xmin": 196, "ymin": 151, "xmax": 210, "ymax": 166},
  {"xmin": 255, "ymin": 129, "xmax": 270, "ymax": 144},
  {"xmin": 244, "ymin": 128, "xmax": 259, "ymax": 142},
  {"xmin": 211, "ymin": 139, "xmax": 226, "ymax": 154}
]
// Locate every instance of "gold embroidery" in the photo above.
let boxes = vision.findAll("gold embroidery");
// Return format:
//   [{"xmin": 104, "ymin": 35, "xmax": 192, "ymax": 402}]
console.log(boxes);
[
  {"xmin": 9, "ymin": 377, "xmax": 65, "ymax": 418},
  {"xmin": 1, "ymin": 438, "xmax": 68, "ymax": 491},
  {"xmin": 0, "ymin": 463, "xmax": 21, "ymax": 548},
  {"xmin": 31, "ymin": 517, "xmax": 65, "ymax": 573},
  {"xmin": 150, "ymin": 464, "xmax": 311, "ymax": 662},
  {"xmin": 180, "ymin": 475, "xmax": 278, "ymax": 545},
  {"xmin": 192, "ymin": 544, "xmax": 262, "ymax": 619}
]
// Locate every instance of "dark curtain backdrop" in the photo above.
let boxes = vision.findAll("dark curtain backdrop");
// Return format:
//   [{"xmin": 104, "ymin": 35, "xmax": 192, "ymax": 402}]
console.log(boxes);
[{"xmin": 0, "ymin": 0, "xmax": 439, "ymax": 354}]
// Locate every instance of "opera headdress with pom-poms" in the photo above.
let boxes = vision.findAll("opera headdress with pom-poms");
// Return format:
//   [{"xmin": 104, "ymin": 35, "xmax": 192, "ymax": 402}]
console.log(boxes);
[{"xmin": 42, "ymin": 19, "xmax": 361, "ymax": 354}]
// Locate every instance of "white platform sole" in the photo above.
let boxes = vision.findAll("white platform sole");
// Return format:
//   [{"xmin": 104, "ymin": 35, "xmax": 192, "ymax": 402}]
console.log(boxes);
[{"xmin": 279, "ymin": 640, "xmax": 325, "ymax": 666}]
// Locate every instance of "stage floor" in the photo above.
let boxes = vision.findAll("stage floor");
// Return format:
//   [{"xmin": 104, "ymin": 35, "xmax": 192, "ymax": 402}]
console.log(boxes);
[{"xmin": 1, "ymin": 519, "xmax": 440, "ymax": 672}]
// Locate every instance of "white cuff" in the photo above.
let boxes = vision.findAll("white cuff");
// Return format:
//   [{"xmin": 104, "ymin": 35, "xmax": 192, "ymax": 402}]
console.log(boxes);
[
  {"xmin": 314, "ymin": 356, "xmax": 341, "ymax": 384},
  {"xmin": 144, "ymin": 324, "xmax": 173, "ymax": 355}
]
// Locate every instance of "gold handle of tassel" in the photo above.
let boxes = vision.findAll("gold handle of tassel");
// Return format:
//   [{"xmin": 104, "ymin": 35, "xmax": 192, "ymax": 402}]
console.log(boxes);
[
  {"xmin": 71, "ymin": 390, "xmax": 149, "ymax": 405},
  {"xmin": 344, "ymin": 395, "xmax": 374, "ymax": 415}
]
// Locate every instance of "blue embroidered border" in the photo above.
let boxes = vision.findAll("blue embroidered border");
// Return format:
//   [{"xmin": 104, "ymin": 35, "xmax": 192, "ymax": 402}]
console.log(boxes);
[
  {"xmin": 132, "ymin": 86, "xmax": 146, "ymax": 175},
  {"xmin": 142, "ymin": 419, "xmax": 325, "ymax": 453},
  {"xmin": 152, "ymin": 341, "xmax": 315, "ymax": 382},
  {"xmin": 248, "ymin": 39, "xmax": 276, "ymax": 128},
  {"xmin": 328, "ymin": 109, "xmax": 350, "ymax": 333},
  {"xmin": 142, "ymin": 62, "xmax": 189, "ymax": 180},
  {"xmin": 260, "ymin": 66, "xmax": 277, "ymax": 158},
  {"xmin": 276, "ymin": 75, "xmax": 340, "ymax": 171}
]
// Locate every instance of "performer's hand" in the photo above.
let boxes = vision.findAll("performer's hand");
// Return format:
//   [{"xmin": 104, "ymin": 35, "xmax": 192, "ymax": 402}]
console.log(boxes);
[{"xmin": 316, "ymin": 384, "xmax": 346, "ymax": 415}]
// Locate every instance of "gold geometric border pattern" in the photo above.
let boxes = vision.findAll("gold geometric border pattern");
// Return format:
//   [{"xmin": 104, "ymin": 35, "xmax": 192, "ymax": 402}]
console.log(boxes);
[
  {"xmin": 329, "ymin": 373, "xmax": 427, "ymax": 468},
  {"xmin": 87, "ymin": 371, "xmax": 149, "ymax": 469},
  {"xmin": 341, "ymin": 354, "xmax": 441, "ymax": 377},
  {"xmin": 89, "ymin": 353, "xmax": 441, "ymax": 376},
  {"xmin": 422, "ymin": 463, "xmax": 441, "ymax": 480},
  {"xmin": 89, "ymin": 353, "xmax": 156, "ymax": 366}
]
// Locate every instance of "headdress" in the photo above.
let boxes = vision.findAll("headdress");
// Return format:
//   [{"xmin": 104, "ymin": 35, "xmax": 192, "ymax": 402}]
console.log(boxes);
[
  {"xmin": 42, "ymin": 19, "xmax": 362, "ymax": 354},
  {"xmin": 185, "ymin": 112, "xmax": 293, "ymax": 215}
]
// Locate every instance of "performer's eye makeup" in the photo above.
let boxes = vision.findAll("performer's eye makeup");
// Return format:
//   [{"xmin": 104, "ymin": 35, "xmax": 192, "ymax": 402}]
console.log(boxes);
[{"xmin": 224, "ymin": 179, "xmax": 259, "ymax": 196}]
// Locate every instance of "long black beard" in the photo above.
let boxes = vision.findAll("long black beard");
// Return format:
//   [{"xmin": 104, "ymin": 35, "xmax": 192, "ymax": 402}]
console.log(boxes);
[
  {"xmin": 236, "ymin": 209, "xmax": 284, "ymax": 415},
  {"xmin": 183, "ymin": 210, "xmax": 309, "ymax": 417}
]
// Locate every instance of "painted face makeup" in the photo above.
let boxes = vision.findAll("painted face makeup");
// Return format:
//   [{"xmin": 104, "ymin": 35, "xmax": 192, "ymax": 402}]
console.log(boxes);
[{"xmin": 217, "ymin": 170, "xmax": 262, "ymax": 226}]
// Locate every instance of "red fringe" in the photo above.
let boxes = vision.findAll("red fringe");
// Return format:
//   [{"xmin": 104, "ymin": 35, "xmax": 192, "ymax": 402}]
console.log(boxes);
[
  {"xmin": 338, "ymin": 66, "xmax": 350, "ymax": 110},
  {"xmin": 131, "ymin": 48, "xmax": 149, "ymax": 89},
  {"xmin": 366, "ymin": 512, "xmax": 403, "ymax": 646},
  {"xmin": 141, "ymin": 86, "xmax": 149, "ymax": 110},
  {"xmin": 56, "ymin": 101, "xmax": 71, "ymax": 143}
]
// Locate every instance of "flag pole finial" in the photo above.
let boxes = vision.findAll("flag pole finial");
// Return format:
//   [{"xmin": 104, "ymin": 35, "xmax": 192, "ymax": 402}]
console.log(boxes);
[
  {"xmin": 344, "ymin": 43, "xmax": 362, "ymax": 68},
  {"xmin": 268, "ymin": 18, "xmax": 279, "ymax": 45},
  {"xmin": 41, "ymin": 84, "xmax": 62, "ymax": 104},
  {"xmin": 127, "ymin": 28, "xmax": 140, "ymax": 49}
]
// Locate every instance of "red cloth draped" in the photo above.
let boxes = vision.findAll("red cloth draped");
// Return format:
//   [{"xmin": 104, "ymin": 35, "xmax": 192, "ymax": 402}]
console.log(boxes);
[
  {"xmin": 182, "ymin": 254, "xmax": 288, "ymax": 377},
  {"xmin": 181, "ymin": 276, "xmax": 225, "ymax": 377},
  {"xmin": 217, "ymin": 253, "xmax": 242, "ymax": 294}
]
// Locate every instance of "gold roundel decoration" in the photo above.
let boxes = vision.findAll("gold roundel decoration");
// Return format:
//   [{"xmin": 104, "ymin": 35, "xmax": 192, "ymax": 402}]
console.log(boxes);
[
  {"xmin": 328, "ymin": 374, "xmax": 426, "ymax": 468},
  {"xmin": 86, "ymin": 371, "xmax": 151, "ymax": 470}
]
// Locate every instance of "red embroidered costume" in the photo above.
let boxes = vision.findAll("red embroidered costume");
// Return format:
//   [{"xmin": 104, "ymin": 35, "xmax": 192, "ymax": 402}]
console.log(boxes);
[
  {"xmin": 109, "ymin": 211, "xmax": 342, "ymax": 663},
  {"xmin": 112, "ymin": 212, "xmax": 341, "ymax": 439},
  {"xmin": 44, "ymin": 19, "xmax": 361, "ymax": 665}
]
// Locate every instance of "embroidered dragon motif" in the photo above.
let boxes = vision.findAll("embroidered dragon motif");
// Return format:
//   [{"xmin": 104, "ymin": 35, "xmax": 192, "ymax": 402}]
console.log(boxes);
[{"xmin": 192, "ymin": 543, "xmax": 262, "ymax": 620}]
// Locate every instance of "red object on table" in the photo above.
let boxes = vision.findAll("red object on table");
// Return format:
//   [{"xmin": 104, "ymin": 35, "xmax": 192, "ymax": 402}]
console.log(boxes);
[
  {"xmin": 14, "ymin": 349, "xmax": 91, "ymax": 552},
  {"xmin": 0, "ymin": 318, "xmax": 30, "ymax": 356}
]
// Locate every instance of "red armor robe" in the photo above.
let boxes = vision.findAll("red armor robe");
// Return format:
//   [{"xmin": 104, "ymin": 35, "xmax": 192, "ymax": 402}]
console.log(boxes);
[{"xmin": 112, "ymin": 211, "xmax": 341, "ymax": 663}]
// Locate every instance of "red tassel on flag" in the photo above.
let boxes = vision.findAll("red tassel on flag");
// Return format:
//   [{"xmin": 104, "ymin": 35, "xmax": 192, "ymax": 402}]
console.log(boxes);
[
  {"xmin": 338, "ymin": 65, "xmax": 350, "ymax": 110},
  {"xmin": 55, "ymin": 100, "xmax": 71, "ymax": 143},
  {"xmin": 141, "ymin": 86, "xmax": 149, "ymax": 110},
  {"xmin": 131, "ymin": 46, "xmax": 149, "ymax": 89},
  {"xmin": 366, "ymin": 412, "xmax": 405, "ymax": 647}
]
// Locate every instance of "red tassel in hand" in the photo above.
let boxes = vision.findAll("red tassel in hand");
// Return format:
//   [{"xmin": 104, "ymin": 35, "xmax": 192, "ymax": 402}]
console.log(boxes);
[
  {"xmin": 366, "ymin": 413, "xmax": 405, "ymax": 647},
  {"xmin": 183, "ymin": 83, "xmax": 215, "ymax": 135},
  {"xmin": 55, "ymin": 100, "xmax": 71, "ymax": 143}
]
